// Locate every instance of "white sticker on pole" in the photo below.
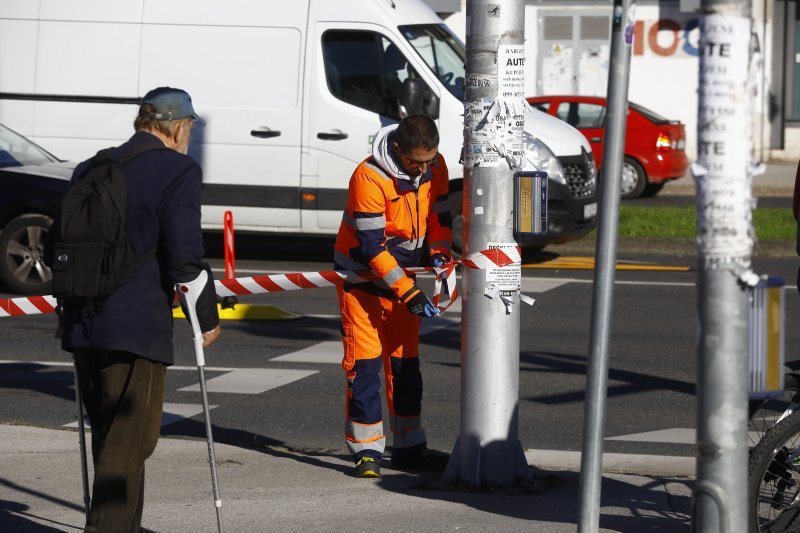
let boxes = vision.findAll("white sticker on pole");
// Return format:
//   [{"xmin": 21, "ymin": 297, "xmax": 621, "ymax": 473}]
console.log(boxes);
[
  {"xmin": 497, "ymin": 45, "xmax": 526, "ymax": 168},
  {"xmin": 485, "ymin": 242, "xmax": 521, "ymax": 296},
  {"xmin": 498, "ymin": 45, "xmax": 525, "ymax": 99},
  {"xmin": 695, "ymin": 14, "xmax": 753, "ymax": 267}
]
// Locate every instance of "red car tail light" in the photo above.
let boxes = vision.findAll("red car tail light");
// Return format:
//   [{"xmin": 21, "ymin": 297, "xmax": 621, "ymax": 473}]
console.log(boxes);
[{"xmin": 656, "ymin": 133, "xmax": 672, "ymax": 150}]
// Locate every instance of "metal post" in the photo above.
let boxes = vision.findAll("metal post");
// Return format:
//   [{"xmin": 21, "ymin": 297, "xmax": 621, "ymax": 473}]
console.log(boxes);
[
  {"xmin": 444, "ymin": 0, "xmax": 530, "ymax": 486},
  {"xmin": 576, "ymin": 1, "xmax": 634, "ymax": 531},
  {"xmin": 693, "ymin": 1, "xmax": 753, "ymax": 530}
]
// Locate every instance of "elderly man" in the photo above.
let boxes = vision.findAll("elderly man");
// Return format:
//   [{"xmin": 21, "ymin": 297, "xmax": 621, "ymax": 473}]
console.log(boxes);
[{"xmin": 54, "ymin": 87, "xmax": 220, "ymax": 532}]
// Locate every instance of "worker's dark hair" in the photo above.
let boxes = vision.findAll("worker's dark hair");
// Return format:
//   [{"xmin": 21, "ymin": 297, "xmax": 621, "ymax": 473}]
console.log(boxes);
[{"xmin": 394, "ymin": 115, "xmax": 439, "ymax": 152}]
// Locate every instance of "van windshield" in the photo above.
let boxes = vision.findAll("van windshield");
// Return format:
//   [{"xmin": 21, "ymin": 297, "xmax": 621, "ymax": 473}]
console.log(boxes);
[{"xmin": 399, "ymin": 24, "xmax": 465, "ymax": 100}]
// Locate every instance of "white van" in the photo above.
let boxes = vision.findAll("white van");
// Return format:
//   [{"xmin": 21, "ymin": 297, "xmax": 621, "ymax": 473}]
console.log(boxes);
[{"xmin": 0, "ymin": 0, "xmax": 597, "ymax": 250}]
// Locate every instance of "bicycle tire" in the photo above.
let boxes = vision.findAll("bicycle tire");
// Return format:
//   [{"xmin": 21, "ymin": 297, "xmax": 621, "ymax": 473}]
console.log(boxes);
[
  {"xmin": 750, "ymin": 373, "xmax": 800, "ymax": 449},
  {"xmin": 749, "ymin": 409, "xmax": 800, "ymax": 532}
]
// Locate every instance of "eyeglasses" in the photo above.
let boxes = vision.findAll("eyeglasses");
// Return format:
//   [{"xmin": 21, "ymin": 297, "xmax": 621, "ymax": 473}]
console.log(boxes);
[{"xmin": 403, "ymin": 153, "xmax": 437, "ymax": 168}]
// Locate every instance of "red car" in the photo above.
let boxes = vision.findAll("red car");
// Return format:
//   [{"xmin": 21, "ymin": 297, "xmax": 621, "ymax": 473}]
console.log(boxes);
[{"xmin": 527, "ymin": 96, "xmax": 688, "ymax": 199}]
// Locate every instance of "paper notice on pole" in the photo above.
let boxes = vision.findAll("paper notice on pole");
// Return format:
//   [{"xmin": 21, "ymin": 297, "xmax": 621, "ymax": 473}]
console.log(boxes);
[
  {"xmin": 498, "ymin": 45, "xmax": 525, "ymax": 99},
  {"xmin": 496, "ymin": 45, "xmax": 526, "ymax": 168},
  {"xmin": 464, "ymin": 97, "xmax": 501, "ymax": 167},
  {"xmin": 485, "ymin": 242, "xmax": 521, "ymax": 296},
  {"xmin": 695, "ymin": 14, "xmax": 753, "ymax": 268}
]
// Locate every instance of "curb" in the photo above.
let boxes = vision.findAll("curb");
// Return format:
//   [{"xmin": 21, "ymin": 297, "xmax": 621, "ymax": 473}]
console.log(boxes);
[{"xmin": 662, "ymin": 185, "xmax": 794, "ymax": 197}]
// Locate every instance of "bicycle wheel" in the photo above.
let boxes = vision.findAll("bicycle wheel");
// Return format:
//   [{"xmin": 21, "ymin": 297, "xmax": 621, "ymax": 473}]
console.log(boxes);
[
  {"xmin": 750, "ymin": 373, "xmax": 800, "ymax": 449},
  {"xmin": 749, "ymin": 410, "xmax": 800, "ymax": 532}
]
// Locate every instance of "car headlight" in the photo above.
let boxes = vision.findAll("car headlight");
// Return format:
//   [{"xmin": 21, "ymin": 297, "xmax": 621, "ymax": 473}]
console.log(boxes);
[{"xmin": 523, "ymin": 134, "xmax": 566, "ymax": 186}]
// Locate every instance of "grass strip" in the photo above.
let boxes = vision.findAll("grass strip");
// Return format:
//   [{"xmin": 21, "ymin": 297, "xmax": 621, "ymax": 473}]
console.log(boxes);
[{"xmin": 617, "ymin": 206, "xmax": 795, "ymax": 241}]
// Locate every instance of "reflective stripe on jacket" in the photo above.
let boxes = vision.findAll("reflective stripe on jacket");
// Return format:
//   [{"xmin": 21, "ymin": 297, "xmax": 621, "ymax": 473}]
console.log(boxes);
[{"xmin": 334, "ymin": 154, "xmax": 452, "ymax": 300}]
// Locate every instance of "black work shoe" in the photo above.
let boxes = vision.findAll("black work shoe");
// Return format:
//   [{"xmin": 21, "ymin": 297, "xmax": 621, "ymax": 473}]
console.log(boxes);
[
  {"xmin": 391, "ymin": 445, "xmax": 450, "ymax": 471},
  {"xmin": 354, "ymin": 456, "xmax": 381, "ymax": 478}
]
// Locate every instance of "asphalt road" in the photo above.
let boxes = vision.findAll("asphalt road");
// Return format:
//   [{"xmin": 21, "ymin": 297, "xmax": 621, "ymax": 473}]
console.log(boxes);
[{"xmin": 2, "ymin": 249, "xmax": 798, "ymax": 463}]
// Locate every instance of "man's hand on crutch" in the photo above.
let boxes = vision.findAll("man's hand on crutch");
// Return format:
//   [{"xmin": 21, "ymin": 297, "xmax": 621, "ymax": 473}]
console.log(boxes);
[{"xmin": 202, "ymin": 325, "xmax": 222, "ymax": 348}]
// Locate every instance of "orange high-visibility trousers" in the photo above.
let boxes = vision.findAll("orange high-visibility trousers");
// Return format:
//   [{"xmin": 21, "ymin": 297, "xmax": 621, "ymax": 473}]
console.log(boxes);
[{"xmin": 338, "ymin": 285, "xmax": 427, "ymax": 460}]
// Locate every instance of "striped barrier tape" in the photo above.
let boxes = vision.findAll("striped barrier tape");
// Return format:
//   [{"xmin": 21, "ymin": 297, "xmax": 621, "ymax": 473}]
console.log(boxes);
[{"xmin": 1, "ymin": 245, "xmax": 521, "ymax": 318}]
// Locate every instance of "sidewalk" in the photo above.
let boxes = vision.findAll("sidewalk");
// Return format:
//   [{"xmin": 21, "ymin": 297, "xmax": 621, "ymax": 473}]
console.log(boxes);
[
  {"xmin": 0, "ymin": 424, "xmax": 693, "ymax": 532},
  {"xmin": 661, "ymin": 161, "xmax": 796, "ymax": 197}
]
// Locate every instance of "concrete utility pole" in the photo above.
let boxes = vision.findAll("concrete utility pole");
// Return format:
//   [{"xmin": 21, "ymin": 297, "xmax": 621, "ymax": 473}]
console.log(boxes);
[
  {"xmin": 693, "ymin": 1, "xmax": 753, "ymax": 531},
  {"xmin": 576, "ymin": 1, "xmax": 634, "ymax": 531},
  {"xmin": 444, "ymin": 0, "xmax": 530, "ymax": 485}
]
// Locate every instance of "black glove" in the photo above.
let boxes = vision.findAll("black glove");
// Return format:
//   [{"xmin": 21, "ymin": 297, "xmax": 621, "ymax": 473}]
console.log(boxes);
[
  {"xmin": 430, "ymin": 252, "xmax": 450, "ymax": 268},
  {"xmin": 402, "ymin": 285, "xmax": 440, "ymax": 318}
]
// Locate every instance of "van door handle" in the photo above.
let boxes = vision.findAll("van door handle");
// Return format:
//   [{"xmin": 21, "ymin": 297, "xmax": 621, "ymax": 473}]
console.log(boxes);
[
  {"xmin": 317, "ymin": 130, "xmax": 348, "ymax": 141},
  {"xmin": 251, "ymin": 128, "xmax": 281, "ymax": 138},
  {"xmin": 590, "ymin": 136, "xmax": 602, "ymax": 142}
]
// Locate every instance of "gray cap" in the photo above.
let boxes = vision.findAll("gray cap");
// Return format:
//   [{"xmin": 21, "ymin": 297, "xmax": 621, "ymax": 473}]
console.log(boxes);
[{"xmin": 140, "ymin": 87, "xmax": 205, "ymax": 125}]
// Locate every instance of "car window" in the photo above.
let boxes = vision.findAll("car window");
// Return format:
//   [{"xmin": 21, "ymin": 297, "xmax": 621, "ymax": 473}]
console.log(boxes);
[
  {"xmin": 0, "ymin": 124, "xmax": 58, "ymax": 168},
  {"xmin": 556, "ymin": 102, "xmax": 605, "ymax": 129},
  {"xmin": 529, "ymin": 101, "xmax": 550, "ymax": 112},
  {"xmin": 629, "ymin": 102, "xmax": 672, "ymax": 124},
  {"xmin": 322, "ymin": 30, "xmax": 420, "ymax": 120}
]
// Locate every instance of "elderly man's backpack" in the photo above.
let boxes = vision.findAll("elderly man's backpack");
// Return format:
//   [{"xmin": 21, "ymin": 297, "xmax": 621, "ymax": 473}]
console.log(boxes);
[{"xmin": 50, "ymin": 142, "xmax": 165, "ymax": 302}]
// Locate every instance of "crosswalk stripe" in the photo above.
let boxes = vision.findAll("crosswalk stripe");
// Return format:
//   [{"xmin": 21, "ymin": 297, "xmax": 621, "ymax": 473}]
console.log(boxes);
[
  {"xmin": 607, "ymin": 427, "xmax": 761, "ymax": 445},
  {"xmin": 270, "ymin": 342, "xmax": 342, "ymax": 364},
  {"xmin": 177, "ymin": 368, "xmax": 317, "ymax": 394},
  {"xmin": 63, "ymin": 402, "xmax": 215, "ymax": 429},
  {"xmin": 606, "ymin": 428, "xmax": 695, "ymax": 444}
]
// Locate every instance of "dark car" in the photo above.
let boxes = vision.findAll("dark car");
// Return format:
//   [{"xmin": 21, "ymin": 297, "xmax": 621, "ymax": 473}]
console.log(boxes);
[
  {"xmin": 527, "ymin": 95, "xmax": 689, "ymax": 199},
  {"xmin": 0, "ymin": 124, "xmax": 73, "ymax": 294}
]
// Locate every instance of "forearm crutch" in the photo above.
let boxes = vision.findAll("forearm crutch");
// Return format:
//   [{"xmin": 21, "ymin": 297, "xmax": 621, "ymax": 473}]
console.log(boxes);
[
  {"xmin": 72, "ymin": 361, "xmax": 91, "ymax": 520},
  {"xmin": 176, "ymin": 270, "xmax": 224, "ymax": 533}
]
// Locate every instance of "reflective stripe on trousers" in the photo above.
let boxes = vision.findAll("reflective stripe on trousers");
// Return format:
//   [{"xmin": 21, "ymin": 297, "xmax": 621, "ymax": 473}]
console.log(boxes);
[{"xmin": 338, "ymin": 286, "xmax": 426, "ymax": 458}]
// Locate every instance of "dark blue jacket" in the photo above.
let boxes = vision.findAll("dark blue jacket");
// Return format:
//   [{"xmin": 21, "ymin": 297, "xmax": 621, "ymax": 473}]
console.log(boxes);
[{"xmin": 59, "ymin": 131, "xmax": 219, "ymax": 364}]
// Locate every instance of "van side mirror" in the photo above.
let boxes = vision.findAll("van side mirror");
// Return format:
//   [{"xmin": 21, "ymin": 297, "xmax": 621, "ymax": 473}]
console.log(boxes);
[{"xmin": 401, "ymin": 78, "xmax": 439, "ymax": 120}]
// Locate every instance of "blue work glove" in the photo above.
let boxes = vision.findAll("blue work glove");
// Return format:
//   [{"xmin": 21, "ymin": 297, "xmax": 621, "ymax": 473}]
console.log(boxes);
[
  {"xmin": 402, "ymin": 285, "xmax": 440, "ymax": 318},
  {"xmin": 430, "ymin": 252, "xmax": 450, "ymax": 268}
]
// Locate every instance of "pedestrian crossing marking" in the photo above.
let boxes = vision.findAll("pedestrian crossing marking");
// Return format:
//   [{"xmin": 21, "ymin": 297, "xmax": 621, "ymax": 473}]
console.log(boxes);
[
  {"xmin": 607, "ymin": 428, "xmax": 695, "ymax": 444},
  {"xmin": 177, "ymin": 368, "xmax": 317, "ymax": 394},
  {"xmin": 523, "ymin": 256, "xmax": 690, "ymax": 272},
  {"xmin": 63, "ymin": 402, "xmax": 216, "ymax": 429},
  {"xmin": 420, "ymin": 316, "xmax": 461, "ymax": 336},
  {"xmin": 270, "ymin": 341, "xmax": 342, "ymax": 364},
  {"xmin": 607, "ymin": 427, "xmax": 761, "ymax": 445},
  {"xmin": 521, "ymin": 277, "xmax": 573, "ymax": 293}
]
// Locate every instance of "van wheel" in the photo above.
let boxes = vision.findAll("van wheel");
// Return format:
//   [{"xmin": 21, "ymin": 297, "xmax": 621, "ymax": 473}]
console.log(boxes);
[
  {"xmin": 620, "ymin": 157, "xmax": 647, "ymax": 199},
  {"xmin": 0, "ymin": 214, "xmax": 54, "ymax": 295}
]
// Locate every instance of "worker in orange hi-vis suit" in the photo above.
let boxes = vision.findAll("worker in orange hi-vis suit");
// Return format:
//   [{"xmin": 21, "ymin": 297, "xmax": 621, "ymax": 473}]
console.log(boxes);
[{"xmin": 333, "ymin": 115, "xmax": 452, "ymax": 478}]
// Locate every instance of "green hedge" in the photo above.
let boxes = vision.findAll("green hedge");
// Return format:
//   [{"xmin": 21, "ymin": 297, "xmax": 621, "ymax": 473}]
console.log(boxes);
[{"xmin": 617, "ymin": 206, "xmax": 795, "ymax": 241}]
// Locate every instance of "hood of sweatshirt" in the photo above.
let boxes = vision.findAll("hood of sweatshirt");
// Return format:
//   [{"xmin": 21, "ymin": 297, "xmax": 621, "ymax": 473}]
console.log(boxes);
[{"xmin": 371, "ymin": 124, "xmax": 421, "ymax": 189}]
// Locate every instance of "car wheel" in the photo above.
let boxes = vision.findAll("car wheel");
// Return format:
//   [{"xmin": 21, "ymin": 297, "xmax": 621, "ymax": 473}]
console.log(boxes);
[
  {"xmin": 641, "ymin": 181, "xmax": 665, "ymax": 198},
  {"xmin": 620, "ymin": 157, "xmax": 647, "ymax": 199},
  {"xmin": 0, "ymin": 214, "xmax": 54, "ymax": 295}
]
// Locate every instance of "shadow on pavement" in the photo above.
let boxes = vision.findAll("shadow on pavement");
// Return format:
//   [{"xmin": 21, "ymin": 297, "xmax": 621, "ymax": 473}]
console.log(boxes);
[
  {"xmin": 0, "ymin": 490, "xmax": 82, "ymax": 532},
  {"xmin": 378, "ymin": 469, "xmax": 692, "ymax": 530},
  {"xmin": 0, "ymin": 363, "xmax": 76, "ymax": 403},
  {"xmin": 160, "ymin": 418, "xmax": 353, "ymax": 477}
]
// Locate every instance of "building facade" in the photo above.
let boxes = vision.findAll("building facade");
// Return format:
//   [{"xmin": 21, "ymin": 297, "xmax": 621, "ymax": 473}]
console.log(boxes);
[{"xmin": 439, "ymin": 0, "xmax": 796, "ymax": 163}]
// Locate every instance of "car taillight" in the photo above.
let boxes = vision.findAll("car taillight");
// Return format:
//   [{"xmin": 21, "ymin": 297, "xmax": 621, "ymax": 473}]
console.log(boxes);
[{"xmin": 656, "ymin": 133, "xmax": 672, "ymax": 149}]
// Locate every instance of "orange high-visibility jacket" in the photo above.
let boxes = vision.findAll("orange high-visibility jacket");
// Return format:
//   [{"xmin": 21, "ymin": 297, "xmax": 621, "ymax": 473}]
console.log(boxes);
[{"xmin": 334, "ymin": 151, "xmax": 452, "ymax": 301}]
